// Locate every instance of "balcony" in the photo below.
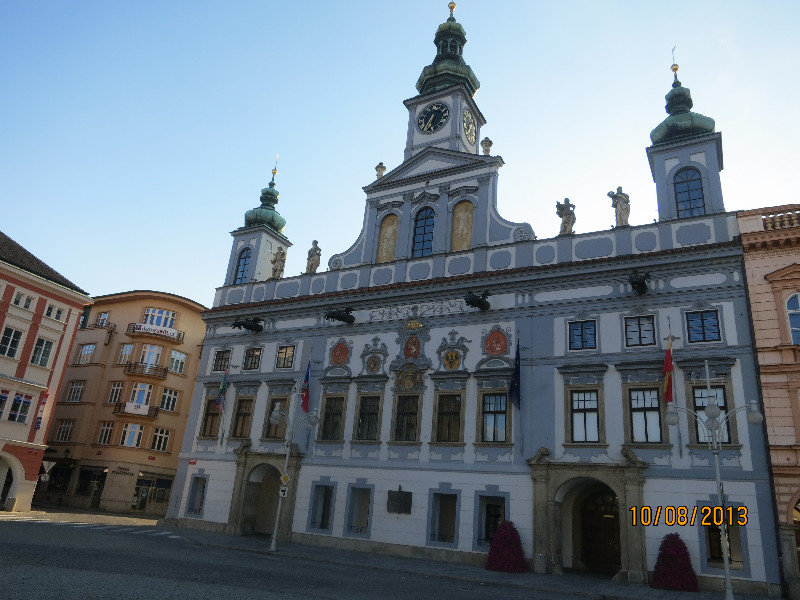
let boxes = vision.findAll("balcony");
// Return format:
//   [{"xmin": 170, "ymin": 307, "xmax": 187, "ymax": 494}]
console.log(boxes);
[
  {"xmin": 123, "ymin": 362, "xmax": 168, "ymax": 379},
  {"xmin": 113, "ymin": 401, "xmax": 159, "ymax": 419},
  {"xmin": 126, "ymin": 322, "xmax": 185, "ymax": 344}
]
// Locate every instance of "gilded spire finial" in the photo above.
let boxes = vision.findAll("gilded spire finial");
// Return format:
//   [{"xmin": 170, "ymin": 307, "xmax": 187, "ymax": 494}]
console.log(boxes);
[
  {"xmin": 448, "ymin": 2, "xmax": 456, "ymax": 17},
  {"xmin": 670, "ymin": 45, "xmax": 679, "ymax": 83},
  {"xmin": 271, "ymin": 154, "xmax": 279, "ymax": 185}
]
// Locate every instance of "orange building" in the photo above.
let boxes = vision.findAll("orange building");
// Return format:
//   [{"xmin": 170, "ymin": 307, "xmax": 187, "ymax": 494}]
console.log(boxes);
[
  {"xmin": 0, "ymin": 231, "xmax": 91, "ymax": 511},
  {"xmin": 739, "ymin": 205, "xmax": 800, "ymax": 595},
  {"xmin": 36, "ymin": 291, "xmax": 205, "ymax": 516}
]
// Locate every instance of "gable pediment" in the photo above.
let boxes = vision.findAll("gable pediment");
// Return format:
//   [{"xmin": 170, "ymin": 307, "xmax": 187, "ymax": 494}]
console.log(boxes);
[
  {"xmin": 363, "ymin": 147, "xmax": 500, "ymax": 192},
  {"xmin": 765, "ymin": 263, "xmax": 800, "ymax": 284}
]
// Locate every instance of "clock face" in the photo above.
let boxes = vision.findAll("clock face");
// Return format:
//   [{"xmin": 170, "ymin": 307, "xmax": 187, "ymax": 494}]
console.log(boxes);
[
  {"xmin": 417, "ymin": 103, "xmax": 450, "ymax": 134},
  {"xmin": 462, "ymin": 109, "xmax": 476, "ymax": 144}
]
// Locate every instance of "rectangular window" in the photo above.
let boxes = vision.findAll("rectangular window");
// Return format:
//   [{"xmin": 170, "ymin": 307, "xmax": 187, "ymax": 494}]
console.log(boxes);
[
  {"xmin": 97, "ymin": 422, "xmax": 114, "ymax": 445},
  {"xmin": 706, "ymin": 523, "xmax": 743, "ymax": 569},
  {"xmin": 0, "ymin": 327, "xmax": 23, "ymax": 358},
  {"xmin": 96, "ymin": 312, "xmax": 109, "ymax": 327},
  {"xmin": 151, "ymin": 428, "xmax": 170, "ymax": 452},
  {"xmin": 264, "ymin": 398, "xmax": 287, "ymax": 439},
  {"xmin": 693, "ymin": 387, "xmax": 730, "ymax": 443},
  {"xmin": 55, "ymin": 419, "xmax": 74, "ymax": 442},
  {"xmin": 571, "ymin": 390, "xmax": 599, "ymax": 443},
  {"xmin": 168, "ymin": 350, "xmax": 186, "ymax": 374},
  {"xmin": 430, "ymin": 493, "xmax": 457, "ymax": 544},
  {"xmin": 435, "ymin": 394, "xmax": 462, "ymax": 443},
  {"xmin": 310, "ymin": 484, "xmax": 334, "ymax": 530},
  {"xmin": 687, "ymin": 310, "xmax": 721, "ymax": 343},
  {"xmin": 8, "ymin": 393, "xmax": 32, "ymax": 423},
  {"xmin": 212, "ymin": 350, "xmax": 230, "ymax": 372},
  {"xmin": 45, "ymin": 304, "xmax": 54, "ymax": 318},
  {"xmin": 186, "ymin": 476, "xmax": 207, "ymax": 515},
  {"xmin": 160, "ymin": 388, "xmax": 179, "ymax": 412},
  {"xmin": 12, "ymin": 292, "xmax": 22, "ymax": 306},
  {"xmin": 55, "ymin": 308, "xmax": 63, "ymax": 321},
  {"xmin": 394, "ymin": 395, "xmax": 419, "ymax": 442},
  {"xmin": 276, "ymin": 345, "xmax": 295, "ymax": 369},
  {"xmin": 346, "ymin": 487, "xmax": 371, "ymax": 535},
  {"xmin": 320, "ymin": 397, "xmax": 345, "ymax": 441},
  {"xmin": 130, "ymin": 382, "xmax": 153, "ymax": 406},
  {"xmin": 77, "ymin": 343, "xmax": 96, "ymax": 364},
  {"xmin": 630, "ymin": 389, "xmax": 662, "ymax": 443},
  {"xmin": 481, "ymin": 393, "xmax": 507, "ymax": 443},
  {"xmin": 243, "ymin": 347, "xmax": 262, "ymax": 370},
  {"xmin": 0, "ymin": 389, "xmax": 8, "ymax": 419},
  {"xmin": 230, "ymin": 397, "xmax": 254, "ymax": 438},
  {"xmin": 569, "ymin": 320, "xmax": 597, "ymax": 350},
  {"xmin": 66, "ymin": 381, "xmax": 85, "ymax": 402},
  {"xmin": 118, "ymin": 343, "xmax": 133, "ymax": 364},
  {"xmin": 120, "ymin": 423, "xmax": 143, "ymax": 447},
  {"xmin": 107, "ymin": 381, "xmax": 124, "ymax": 404},
  {"xmin": 625, "ymin": 316, "xmax": 656, "ymax": 347},
  {"xmin": 144, "ymin": 307, "xmax": 176, "ymax": 328},
  {"xmin": 354, "ymin": 396, "xmax": 380, "ymax": 441},
  {"xmin": 23, "ymin": 296, "xmax": 32, "ymax": 310},
  {"xmin": 140, "ymin": 344, "xmax": 162, "ymax": 366},
  {"xmin": 201, "ymin": 396, "xmax": 221, "ymax": 437},
  {"xmin": 30, "ymin": 338, "xmax": 53, "ymax": 367},
  {"xmin": 478, "ymin": 496, "xmax": 506, "ymax": 546}
]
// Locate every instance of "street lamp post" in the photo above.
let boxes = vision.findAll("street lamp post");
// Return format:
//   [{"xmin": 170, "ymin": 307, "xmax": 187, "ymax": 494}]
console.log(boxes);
[
  {"xmin": 267, "ymin": 405, "xmax": 320, "ymax": 553},
  {"xmin": 665, "ymin": 360, "xmax": 763, "ymax": 600}
]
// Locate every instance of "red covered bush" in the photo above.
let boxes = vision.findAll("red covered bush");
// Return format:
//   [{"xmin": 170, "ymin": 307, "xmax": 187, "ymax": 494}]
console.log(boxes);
[
  {"xmin": 485, "ymin": 521, "xmax": 528, "ymax": 573},
  {"xmin": 650, "ymin": 533, "xmax": 699, "ymax": 592}
]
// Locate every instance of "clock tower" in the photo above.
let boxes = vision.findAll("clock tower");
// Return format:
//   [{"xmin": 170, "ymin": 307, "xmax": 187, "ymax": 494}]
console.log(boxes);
[{"xmin": 404, "ymin": 2, "xmax": 485, "ymax": 160}]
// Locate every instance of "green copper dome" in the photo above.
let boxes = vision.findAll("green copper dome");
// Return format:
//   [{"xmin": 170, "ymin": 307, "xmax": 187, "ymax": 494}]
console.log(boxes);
[
  {"xmin": 416, "ymin": 3, "xmax": 480, "ymax": 97},
  {"xmin": 650, "ymin": 68, "xmax": 715, "ymax": 145},
  {"xmin": 244, "ymin": 171, "xmax": 286, "ymax": 232}
]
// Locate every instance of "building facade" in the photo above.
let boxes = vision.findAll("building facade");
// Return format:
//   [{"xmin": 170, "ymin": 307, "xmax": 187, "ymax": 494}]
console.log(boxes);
[
  {"xmin": 36, "ymin": 291, "xmax": 205, "ymax": 516},
  {"xmin": 167, "ymin": 6, "xmax": 780, "ymax": 594},
  {"xmin": 0, "ymin": 231, "xmax": 91, "ymax": 511},
  {"xmin": 739, "ymin": 205, "xmax": 800, "ymax": 596}
]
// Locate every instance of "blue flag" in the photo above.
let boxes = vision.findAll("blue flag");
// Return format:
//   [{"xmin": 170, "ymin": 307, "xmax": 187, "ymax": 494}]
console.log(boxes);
[{"xmin": 509, "ymin": 341, "xmax": 521, "ymax": 409}]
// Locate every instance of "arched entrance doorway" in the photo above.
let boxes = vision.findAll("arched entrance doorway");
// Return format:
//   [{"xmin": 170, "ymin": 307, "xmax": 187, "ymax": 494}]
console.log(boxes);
[
  {"xmin": 240, "ymin": 463, "xmax": 281, "ymax": 535},
  {"xmin": 0, "ymin": 452, "xmax": 24, "ymax": 511},
  {"xmin": 579, "ymin": 485, "xmax": 621, "ymax": 574}
]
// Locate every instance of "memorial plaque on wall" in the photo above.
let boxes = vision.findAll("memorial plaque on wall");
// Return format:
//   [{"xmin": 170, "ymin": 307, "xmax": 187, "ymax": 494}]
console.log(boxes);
[{"xmin": 387, "ymin": 490, "xmax": 412, "ymax": 514}]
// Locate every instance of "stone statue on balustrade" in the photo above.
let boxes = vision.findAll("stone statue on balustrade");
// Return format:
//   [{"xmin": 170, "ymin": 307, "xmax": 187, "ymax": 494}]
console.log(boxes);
[
  {"xmin": 556, "ymin": 198, "xmax": 576, "ymax": 235},
  {"xmin": 608, "ymin": 186, "xmax": 630, "ymax": 227}
]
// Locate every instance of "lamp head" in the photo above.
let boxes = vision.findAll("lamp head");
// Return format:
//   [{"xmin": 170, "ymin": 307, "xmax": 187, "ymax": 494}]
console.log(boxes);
[
  {"xmin": 305, "ymin": 409, "xmax": 321, "ymax": 428},
  {"xmin": 666, "ymin": 408, "xmax": 679, "ymax": 426},
  {"xmin": 269, "ymin": 406, "xmax": 282, "ymax": 426},
  {"xmin": 704, "ymin": 402, "xmax": 721, "ymax": 419},
  {"xmin": 747, "ymin": 401, "xmax": 764, "ymax": 425}
]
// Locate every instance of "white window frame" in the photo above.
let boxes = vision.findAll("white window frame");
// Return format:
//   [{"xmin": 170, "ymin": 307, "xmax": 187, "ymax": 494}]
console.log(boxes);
[
  {"xmin": 55, "ymin": 419, "xmax": 74, "ymax": 442},
  {"xmin": 169, "ymin": 350, "xmax": 186, "ymax": 374},
  {"xmin": 77, "ymin": 343, "xmax": 96, "ymax": 364},
  {"xmin": 0, "ymin": 327, "xmax": 23, "ymax": 358},
  {"xmin": 120, "ymin": 423, "xmax": 144, "ymax": 447},
  {"xmin": 160, "ymin": 388, "xmax": 179, "ymax": 412},
  {"xmin": 140, "ymin": 344, "xmax": 162, "ymax": 366},
  {"xmin": 66, "ymin": 381, "xmax": 85, "ymax": 402},
  {"xmin": 130, "ymin": 382, "xmax": 153, "ymax": 406},
  {"xmin": 108, "ymin": 381, "xmax": 124, "ymax": 404},
  {"xmin": 8, "ymin": 393, "xmax": 32, "ymax": 423},
  {"xmin": 97, "ymin": 422, "xmax": 114, "ymax": 445},
  {"xmin": 31, "ymin": 338, "xmax": 54, "ymax": 367},
  {"xmin": 151, "ymin": 427, "xmax": 170, "ymax": 452},
  {"xmin": 144, "ymin": 307, "xmax": 176, "ymax": 329},
  {"xmin": 118, "ymin": 343, "xmax": 133, "ymax": 364}
]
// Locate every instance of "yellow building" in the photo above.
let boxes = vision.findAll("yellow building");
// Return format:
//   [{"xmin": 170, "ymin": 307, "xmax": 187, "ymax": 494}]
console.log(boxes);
[{"xmin": 36, "ymin": 291, "xmax": 205, "ymax": 516}]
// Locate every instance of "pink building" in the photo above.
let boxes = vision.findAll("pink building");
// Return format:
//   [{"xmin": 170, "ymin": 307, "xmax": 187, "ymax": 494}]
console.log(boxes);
[{"xmin": 0, "ymin": 231, "xmax": 90, "ymax": 511}]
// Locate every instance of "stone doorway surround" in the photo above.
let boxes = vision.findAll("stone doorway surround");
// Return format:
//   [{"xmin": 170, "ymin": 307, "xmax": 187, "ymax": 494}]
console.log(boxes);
[
  {"xmin": 527, "ymin": 447, "xmax": 648, "ymax": 582},
  {"xmin": 227, "ymin": 444, "xmax": 303, "ymax": 540}
]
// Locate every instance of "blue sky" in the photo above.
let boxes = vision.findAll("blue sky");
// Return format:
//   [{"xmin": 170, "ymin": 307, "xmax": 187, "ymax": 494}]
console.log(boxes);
[{"xmin": 2, "ymin": 1, "xmax": 798, "ymax": 307}]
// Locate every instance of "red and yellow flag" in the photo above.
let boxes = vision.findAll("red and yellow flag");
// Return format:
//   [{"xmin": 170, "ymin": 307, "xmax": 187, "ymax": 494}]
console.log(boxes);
[{"xmin": 663, "ymin": 337, "xmax": 674, "ymax": 404}]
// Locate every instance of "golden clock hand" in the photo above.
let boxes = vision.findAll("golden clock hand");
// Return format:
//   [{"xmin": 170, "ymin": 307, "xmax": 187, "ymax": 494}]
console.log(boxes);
[{"xmin": 425, "ymin": 114, "xmax": 435, "ymax": 131}]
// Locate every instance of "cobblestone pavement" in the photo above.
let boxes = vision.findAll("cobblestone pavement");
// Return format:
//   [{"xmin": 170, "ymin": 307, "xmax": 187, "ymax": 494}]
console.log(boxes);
[{"xmin": 0, "ymin": 508, "xmax": 778, "ymax": 600}]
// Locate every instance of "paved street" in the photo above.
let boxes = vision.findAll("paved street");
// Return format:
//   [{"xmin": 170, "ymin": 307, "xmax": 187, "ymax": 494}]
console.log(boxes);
[{"xmin": 0, "ymin": 510, "xmax": 774, "ymax": 600}]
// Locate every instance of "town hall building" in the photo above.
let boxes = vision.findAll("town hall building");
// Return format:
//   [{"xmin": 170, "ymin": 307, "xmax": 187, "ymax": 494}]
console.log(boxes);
[{"xmin": 166, "ymin": 4, "xmax": 781, "ymax": 594}]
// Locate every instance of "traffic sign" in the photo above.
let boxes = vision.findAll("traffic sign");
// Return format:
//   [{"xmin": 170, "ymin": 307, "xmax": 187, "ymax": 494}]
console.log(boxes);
[
  {"xmin": 279, "ymin": 486, "xmax": 288, "ymax": 498},
  {"xmin": 280, "ymin": 473, "xmax": 290, "ymax": 485}
]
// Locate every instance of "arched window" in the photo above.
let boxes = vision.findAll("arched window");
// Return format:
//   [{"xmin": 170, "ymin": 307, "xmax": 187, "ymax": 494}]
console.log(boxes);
[
  {"xmin": 450, "ymin": 201, "xmax": 473, "ymax": 252},
  {"xmin": 674, "ymin": 167, "xmax": 705, "ymax": 218},
  {"xmin": 376, "ymin": 214, "xmax": 399, "ymax": 263},
  {"xmin": 787, "ymin": 294, "xmax": 800, "ymax": 344},
  {"xmin": 412, "ymin": 208, "xmax": 435, "ymax": 258},
  {"xmin": 234, "ymin": 248, "xmax": 251, "ymax": 284}
]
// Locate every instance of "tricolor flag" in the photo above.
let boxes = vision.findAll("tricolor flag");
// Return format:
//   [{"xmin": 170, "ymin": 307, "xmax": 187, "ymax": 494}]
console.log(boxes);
[
  {"xmin": 509, "ymin": 341, "xmax": 521, "ymax": 409},
  {"xmin": 663, "ymin": 336, "xmax": 674, "ymax": 404},
  {"xmin": 300, "ymin": 362, "xmax": 310, "ymax": 413},
  {"xmin": 217, "ymin": 368, "xmax": 229, "ymax": 411}
]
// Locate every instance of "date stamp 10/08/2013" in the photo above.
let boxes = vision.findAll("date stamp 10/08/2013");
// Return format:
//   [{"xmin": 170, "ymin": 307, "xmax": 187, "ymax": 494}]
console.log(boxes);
[{"xmin": 629, "ymin": 506, "xmax": 748, "ymax": 527}]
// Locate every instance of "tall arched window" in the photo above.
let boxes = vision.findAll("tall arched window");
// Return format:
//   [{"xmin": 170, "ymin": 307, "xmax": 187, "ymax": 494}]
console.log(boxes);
[
  {"xmin": 234, "ymin": 248, "xmax": 251, "ymax": 284},
  {"xmin": 376, "ymin": 214, "xmax": 399, "ymax": 263},
  {"xmin": 412, "ymin": 208, "xmax": 435, "ymax": 258},
  {"xmin": 787, "ymin": 294, "xmax": 800, "ymax": 344},
  {"xmin": 450, "ymin": 201, "xmax": 473, "ymax": 252},
  {"xmin": 674, "ymin": 167, "xmax": 705, "ymax": 218}
]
